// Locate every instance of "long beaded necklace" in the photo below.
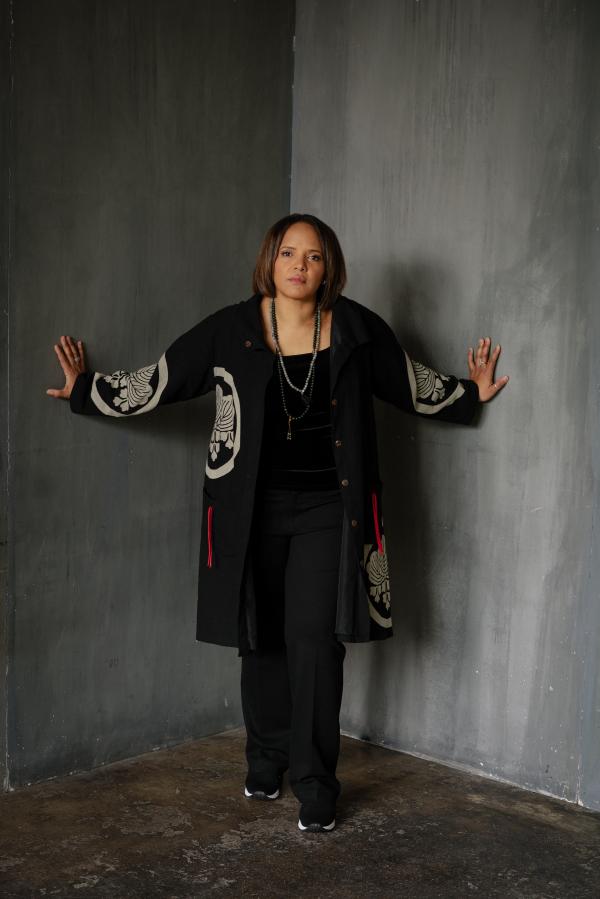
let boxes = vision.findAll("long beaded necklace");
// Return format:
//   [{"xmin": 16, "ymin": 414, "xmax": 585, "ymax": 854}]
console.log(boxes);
[{"xmin": 270, "ymin": 295, "xmax": 321, "ymax": 440}]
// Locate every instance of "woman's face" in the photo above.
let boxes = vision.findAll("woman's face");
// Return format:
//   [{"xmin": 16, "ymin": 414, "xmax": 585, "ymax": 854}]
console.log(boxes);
[{"xmin": 272, "ymin": 222, "xmax": 326, "ymax": 304}]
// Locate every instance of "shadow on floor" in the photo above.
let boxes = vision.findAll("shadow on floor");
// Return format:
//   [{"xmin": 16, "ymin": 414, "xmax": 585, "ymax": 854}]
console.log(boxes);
[{"xmin": 1, "ymin": 728, "xmax": 599, "ymax": 898}]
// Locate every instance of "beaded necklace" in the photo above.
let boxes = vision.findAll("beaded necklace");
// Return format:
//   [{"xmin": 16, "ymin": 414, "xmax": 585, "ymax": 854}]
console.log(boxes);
[{"xmin": 270, "ymin": 295, "xmax": 322, "ymax": 440}]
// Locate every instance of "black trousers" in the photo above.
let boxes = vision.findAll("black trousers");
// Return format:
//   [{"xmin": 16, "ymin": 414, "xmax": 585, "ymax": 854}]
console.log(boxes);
[{"xmin": 240, "ymin": 485, "xmax": 346, "ymax": 805}]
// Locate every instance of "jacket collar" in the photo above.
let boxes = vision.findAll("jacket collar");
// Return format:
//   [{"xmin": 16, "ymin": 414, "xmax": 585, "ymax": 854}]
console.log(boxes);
[{"xmin": 236, "ymin": 292, "xmax": 371, "ymax": 396}]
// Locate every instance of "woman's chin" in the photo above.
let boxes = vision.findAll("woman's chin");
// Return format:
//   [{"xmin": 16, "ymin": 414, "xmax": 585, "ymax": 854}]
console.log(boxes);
[{"xmin": 276, "ymin": 286, "xmax": 317, "ymax": 303}]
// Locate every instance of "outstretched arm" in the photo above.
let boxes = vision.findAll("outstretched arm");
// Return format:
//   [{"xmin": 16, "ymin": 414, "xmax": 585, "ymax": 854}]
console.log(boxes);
[
  {"xmin": 47, "ymin": 310, "xmax": 220, "ymax": 416},
  {"xmin": 369, "ymin": 311, "xmax": 508, "ymax": 424}
]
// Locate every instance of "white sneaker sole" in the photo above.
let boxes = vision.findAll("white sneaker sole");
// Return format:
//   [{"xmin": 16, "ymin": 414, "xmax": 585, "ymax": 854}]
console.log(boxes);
[
  {"xmin": 298, "ymin": 818, "xmax": 335, "ymax": 832},
  {"xmin": 244, "ymin": 786, "xmax": 280, "ymax": 800}
]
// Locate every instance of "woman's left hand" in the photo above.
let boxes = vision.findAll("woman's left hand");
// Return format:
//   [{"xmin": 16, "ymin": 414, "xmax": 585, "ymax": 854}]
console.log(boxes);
[{"xmin": 467, "ymin": 337, "xmax": 509, "ymax": 402}]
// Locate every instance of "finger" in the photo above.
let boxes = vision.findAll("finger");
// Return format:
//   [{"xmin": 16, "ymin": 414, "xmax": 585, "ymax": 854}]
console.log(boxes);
[
  {"xmin": 61, "ymin": 335, "xmax": 75, "ymax": 366},
  {"xmin": 479, "ymin": 338, "xmax": 488, "ymax": 366},
  {"xmin": 68, "ymin": 335, "xmax": 84, "ymax": 371},
  {"xmin": 487, "ymin": 343, "xmax": 501, "ymax": 376},
  {"xmin": 467, "ymin": 347, "xmax": 475, "ymax": 375},
  {"xmin": 68, "ymin": 335, "xmax": 82, "ymax": 362},
  {"xmin": 46, "ymin": 387, "xmax": 66, "ymax": 398},
  {"xmin": 67, "ymin": 335, "xmax": 78, "ymax": 359},
  {"xmin": 482, "ymin": 336, "xmax": 491, "ymax": 362},
  {"xmin": 77, "ymin": 340, "xmax": 87, "ymax": 371},
  {"xmin": 54, "ymin": 342, "xmax": 72, "ymax": 375},
  {"xmin": 488, "ymin": 375, "xmax": 509, "ymax": 396},
  {"xmin": 476, "ymin": 338, "xmax": 488, "ymax": 370}
]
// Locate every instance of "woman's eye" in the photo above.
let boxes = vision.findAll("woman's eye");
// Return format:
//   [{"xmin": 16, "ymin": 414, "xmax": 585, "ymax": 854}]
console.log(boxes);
[{"xmin": 281, "ymin": 250, "xmax": 292, "ymax": 256}]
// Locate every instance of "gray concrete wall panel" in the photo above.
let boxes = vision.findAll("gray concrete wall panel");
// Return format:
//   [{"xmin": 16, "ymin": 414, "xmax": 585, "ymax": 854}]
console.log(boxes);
[
  {"xmin": 5, "ymin": 0, "xmax": 294, "ymax": 787},
  {"xmin": 292, "ymin": 0, "xmax": 600, "ymax": 809}
]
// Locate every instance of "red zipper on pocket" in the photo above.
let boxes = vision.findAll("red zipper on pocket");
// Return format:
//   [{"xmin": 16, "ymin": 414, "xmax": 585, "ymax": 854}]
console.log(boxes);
[
  {"xmin": 207, "ymin": 505, "xmax": 214, "ymax": 568},
  {"xmin": 371, "ymin": 489, "xmax": 384, "ymax": 555}
]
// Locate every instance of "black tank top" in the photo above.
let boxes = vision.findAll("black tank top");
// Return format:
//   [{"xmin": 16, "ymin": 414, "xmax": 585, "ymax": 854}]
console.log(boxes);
[{"xmin": 256, "ymin": 347, "xmax": 339, "ymax": 491}]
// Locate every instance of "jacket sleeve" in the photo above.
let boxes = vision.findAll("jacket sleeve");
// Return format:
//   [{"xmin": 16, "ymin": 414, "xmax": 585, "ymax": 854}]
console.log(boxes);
[
  {"xmin": 369, "ymin": 310, "xmax": 480, "ymax": 425},
  {"xmin": 69, "ymin": 310, "xmax": 219, "ymax": 417}
]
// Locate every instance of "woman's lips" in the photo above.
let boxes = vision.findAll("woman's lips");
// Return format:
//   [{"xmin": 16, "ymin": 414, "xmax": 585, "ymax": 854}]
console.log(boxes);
[{"xmin": 289, "ymin": 277, "xmax": 306, "ymax": 283}]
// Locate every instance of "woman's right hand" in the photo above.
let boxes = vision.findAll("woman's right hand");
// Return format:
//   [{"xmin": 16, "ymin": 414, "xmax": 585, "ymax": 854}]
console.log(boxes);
[{"xmin": 47, "ymin": 335, "xmax": 86, "ymax": 400}]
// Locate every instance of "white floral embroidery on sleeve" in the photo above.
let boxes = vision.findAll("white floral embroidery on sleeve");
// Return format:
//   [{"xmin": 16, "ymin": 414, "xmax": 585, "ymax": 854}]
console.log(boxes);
[
  {"xmin": 404, "ymin": 351, "xmax": 465, "ymax": 414},
  {"xmin": 103, "ymin": 364, "xmax": 158, "ymax": 412},
  {"xmin": 90, "ymin": 354, "xmax": 168, "ymax": 417},
  {"xmin": 412, "ymin": 361, "xmax": 451, "ymax": 403}
]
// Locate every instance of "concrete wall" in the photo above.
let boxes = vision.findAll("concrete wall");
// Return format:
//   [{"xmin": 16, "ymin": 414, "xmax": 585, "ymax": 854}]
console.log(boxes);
[
  {"xmin": 4, "ymin": 0, "xmax": 294, "ymax": 787},
  {"xmin": 0, "ymin": 0, "xmax": 10, "ymax": 791},
  {"xmin": 578, "ymin": 12, "xmax": 600, "ymax": 812},
  {"xmin": 292, "ymin": 0, "xmax": 600, "ymax": 809}
]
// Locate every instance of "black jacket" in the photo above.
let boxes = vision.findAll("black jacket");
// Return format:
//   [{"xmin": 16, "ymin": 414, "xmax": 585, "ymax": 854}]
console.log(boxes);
[{"xmin": 70, "ymin": 292, "xmax": 479, "ymax": 654}]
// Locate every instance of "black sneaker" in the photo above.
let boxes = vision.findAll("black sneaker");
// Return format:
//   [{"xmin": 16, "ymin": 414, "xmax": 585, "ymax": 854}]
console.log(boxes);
[
  {"xmin": 297, "ymin": 800, "xmax": 336, "ymax": 832},
  {"xmin": 244, "ymin": 772, "xmax": 282, "ymax": 800}
]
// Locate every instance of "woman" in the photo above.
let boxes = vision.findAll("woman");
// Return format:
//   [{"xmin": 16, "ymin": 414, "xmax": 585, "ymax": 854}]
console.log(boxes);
[{"xmin": 48, "ymin": 213, "xmax": 509, "ymax": 833}]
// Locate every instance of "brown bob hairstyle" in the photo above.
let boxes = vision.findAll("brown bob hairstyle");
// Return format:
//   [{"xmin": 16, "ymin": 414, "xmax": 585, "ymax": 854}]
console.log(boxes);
[{"xmin": 252, "ymin": 213, "xmax": 347, "ymax": 311}]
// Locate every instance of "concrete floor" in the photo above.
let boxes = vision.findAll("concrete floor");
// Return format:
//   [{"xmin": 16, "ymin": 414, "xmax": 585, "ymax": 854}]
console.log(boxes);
[{"xmin": 1, "ymin": 728, "xmax": 599, "ymax": 898}]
